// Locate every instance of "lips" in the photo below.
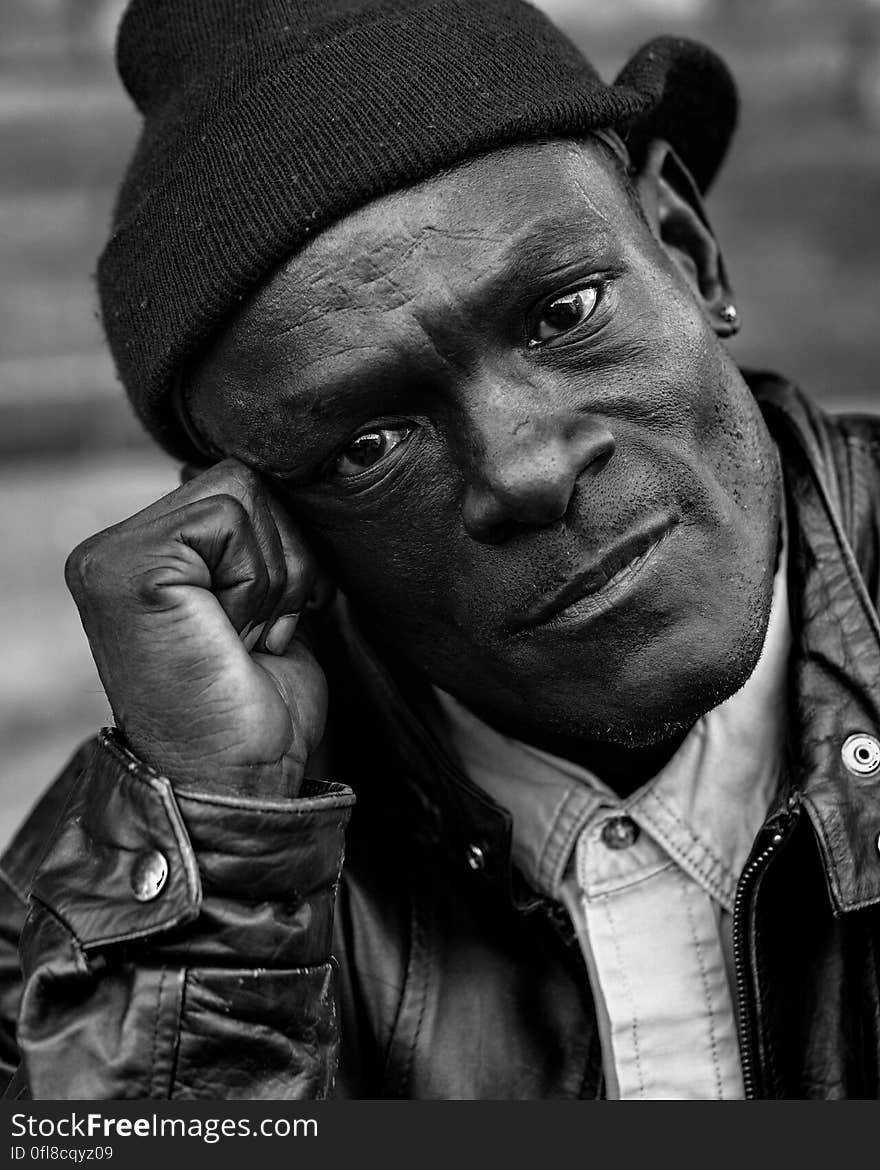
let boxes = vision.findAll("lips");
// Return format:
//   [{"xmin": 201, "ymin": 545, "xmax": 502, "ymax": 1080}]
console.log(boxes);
[{"xmin": 515, "ymin": 514, "xmax": 678, "ymax": 631}]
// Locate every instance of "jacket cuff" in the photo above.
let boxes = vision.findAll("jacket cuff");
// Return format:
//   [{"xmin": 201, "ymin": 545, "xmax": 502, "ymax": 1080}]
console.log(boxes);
[{"xmin": 28, "ymin": 729, "xmax": 355, "ymax": 964}]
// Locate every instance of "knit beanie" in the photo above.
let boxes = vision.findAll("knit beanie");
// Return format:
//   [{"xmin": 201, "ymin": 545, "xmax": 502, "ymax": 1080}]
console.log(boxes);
[{"xmin": 98, "ymin": 0, "xmax": 738, "ymax": 462}]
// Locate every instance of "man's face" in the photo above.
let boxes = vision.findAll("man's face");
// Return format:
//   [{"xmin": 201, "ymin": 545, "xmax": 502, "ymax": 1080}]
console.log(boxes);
[{"xmin": 189, "ymin": 138, "xmax": 781, "ymax": 750}]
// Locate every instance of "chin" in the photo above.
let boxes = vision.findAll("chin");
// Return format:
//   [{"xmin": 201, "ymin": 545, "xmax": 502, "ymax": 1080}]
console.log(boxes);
[
  {"xmin": 595, "ymin": 658, "xmax": 760, "ymax": 748},
  {"xmin": 577, "ymin": 597, "xmax": 774, "ymax": 750}
]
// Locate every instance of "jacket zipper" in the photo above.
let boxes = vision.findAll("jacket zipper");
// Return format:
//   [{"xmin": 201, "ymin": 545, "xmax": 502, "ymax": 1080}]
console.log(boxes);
[{"xmin": 732, "ymin": 791, "xmax": 800, "ymax": 1099}]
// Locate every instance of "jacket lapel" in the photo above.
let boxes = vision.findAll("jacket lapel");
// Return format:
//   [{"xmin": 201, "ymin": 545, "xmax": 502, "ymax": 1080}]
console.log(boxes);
[{"xmin": 756, "ymin": 376, "xmax": 880, "ymax": 914}]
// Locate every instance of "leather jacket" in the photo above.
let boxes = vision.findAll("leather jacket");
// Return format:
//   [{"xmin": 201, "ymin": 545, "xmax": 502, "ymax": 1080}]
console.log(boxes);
[{"xmin": 2, "ymin": 372, "xmax": 880, "ymax": 1100}]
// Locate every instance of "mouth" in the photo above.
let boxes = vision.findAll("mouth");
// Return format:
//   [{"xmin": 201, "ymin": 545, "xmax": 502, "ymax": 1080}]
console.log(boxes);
[{"xmin": 514, "ymin": 514, "xmax": 678, "ymax": 633}]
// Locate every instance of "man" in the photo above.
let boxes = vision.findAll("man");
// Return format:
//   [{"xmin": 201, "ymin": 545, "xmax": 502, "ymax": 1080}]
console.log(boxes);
[{"xmin": 1, "ymin": 0, "xmax": 880, "ymax": 1100}]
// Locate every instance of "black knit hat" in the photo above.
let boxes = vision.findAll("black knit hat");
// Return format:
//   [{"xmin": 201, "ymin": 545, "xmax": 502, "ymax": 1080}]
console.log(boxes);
[{"xmin": 98, "ymin": 0, "xmax": 738, "ymax": 461}]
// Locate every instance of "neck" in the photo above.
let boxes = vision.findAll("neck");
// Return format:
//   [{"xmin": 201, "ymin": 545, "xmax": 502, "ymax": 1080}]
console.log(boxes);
[{"xmin": 481, "ymin": 717, "xmax": 689, "ymax": 797}]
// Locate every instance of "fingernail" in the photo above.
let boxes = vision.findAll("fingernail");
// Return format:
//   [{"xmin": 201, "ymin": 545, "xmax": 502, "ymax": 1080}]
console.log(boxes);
[
  {"xmin": 264, "ymin": 613, "xmax": 300, "ymax": 655},
  {"xmin": 241, "ymin": 621, "xmax": 265, "ymax": 652}
]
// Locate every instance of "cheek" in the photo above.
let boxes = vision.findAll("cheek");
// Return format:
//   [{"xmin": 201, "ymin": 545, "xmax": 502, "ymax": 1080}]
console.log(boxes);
[
  {"xmin": 295, "ymin": 468, "xmax": 543, "ymax": 669},
  {"xmin": 678, "ymin": 339, "xmax": 780, "ymax": 531},
  {"xmin": 643, "ymin": 282, "xmax": 765, "ymax": 493},
  {"xmin": 623, "ymin": 286, "xmax": 766, "ymax": 492},
  {"xmin": 296, "ymin": 466, "xmax": 464, "ymax": 633}
]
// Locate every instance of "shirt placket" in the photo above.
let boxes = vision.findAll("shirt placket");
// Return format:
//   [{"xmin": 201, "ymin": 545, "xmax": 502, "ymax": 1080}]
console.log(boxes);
[{"xmin": 572, "ymin": 807, "xmax": 745, "ymax": 1100}]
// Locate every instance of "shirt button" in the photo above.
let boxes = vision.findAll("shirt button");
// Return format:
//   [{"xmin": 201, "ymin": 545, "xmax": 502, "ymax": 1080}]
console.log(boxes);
[
  {"xmin": 600, "ymin": 816, "xmax": 640, "ymax": 850},
  {"xmin": 131, "ymin": 850, "xmax": 168, "ymax": 902},
  {"xmin": 841, "ymin": 734, "xmax": 880, "ymax": 777}
]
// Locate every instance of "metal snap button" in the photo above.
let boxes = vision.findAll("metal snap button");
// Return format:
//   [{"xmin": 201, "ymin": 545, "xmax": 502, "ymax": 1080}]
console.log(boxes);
[
  {"xmin": 600, "ymin": 816, "xmax": 640, "ymax": 850},
  {"xmin": 841, "ymin": 734, "xmax": 880, "ymax": 777},
  {"xmin": 465, "ymin": 843, "xmax": 486, "ymax": 872},
  {"xmin": 131, "ymin": 850, "xmax": 168, "ymax": 902}
]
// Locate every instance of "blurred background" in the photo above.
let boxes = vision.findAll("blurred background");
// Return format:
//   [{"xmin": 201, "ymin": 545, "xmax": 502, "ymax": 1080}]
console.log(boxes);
[{"xmin": 1, "ymin": 0, "xmax": 879, "ymax": 847}]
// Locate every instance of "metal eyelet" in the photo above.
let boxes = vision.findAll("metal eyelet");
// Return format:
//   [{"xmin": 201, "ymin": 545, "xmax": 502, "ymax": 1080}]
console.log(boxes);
[{"xmin": 841, "ymin": 734, "xmax": 880, "ymax": 777}]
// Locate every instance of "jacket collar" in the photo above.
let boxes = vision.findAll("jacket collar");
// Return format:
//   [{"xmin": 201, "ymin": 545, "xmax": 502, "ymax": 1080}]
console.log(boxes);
[{"xmin": 333, "ymin": 374, "xmax": 880, "ymax": 916}]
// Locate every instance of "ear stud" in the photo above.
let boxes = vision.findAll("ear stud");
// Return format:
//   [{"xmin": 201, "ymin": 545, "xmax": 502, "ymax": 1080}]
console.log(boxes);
[{"xmin": 718, "ymin": 303, "xmax": 740, "ymax": 336}]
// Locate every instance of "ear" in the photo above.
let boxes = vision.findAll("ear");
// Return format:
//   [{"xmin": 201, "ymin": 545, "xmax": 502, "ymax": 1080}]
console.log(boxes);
[{"xmin": 632, "ymin": 139, "xmax": 739, "ymax": 338}]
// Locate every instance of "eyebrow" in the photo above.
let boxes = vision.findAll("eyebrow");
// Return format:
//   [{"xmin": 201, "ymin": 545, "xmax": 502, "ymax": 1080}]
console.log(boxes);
[
  {"xmin": 488, "ymin": 212, "xmax": 617, "ymax": 291},
  {"xmin": 288, "ymin": 355, "xmax": 424, "ymax": 424}
]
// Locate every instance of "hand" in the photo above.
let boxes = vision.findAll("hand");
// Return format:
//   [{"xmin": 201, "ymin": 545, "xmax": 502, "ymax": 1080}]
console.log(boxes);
[{"xmin": 64, "ymin": 459, "xmax": 327, "ymax": 797}]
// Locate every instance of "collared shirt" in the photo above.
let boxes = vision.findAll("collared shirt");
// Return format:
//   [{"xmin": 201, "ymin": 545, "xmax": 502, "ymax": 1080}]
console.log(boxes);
[{"xmin": 432, "ymin": 543, "xmax": 791, "ymax": 1100}]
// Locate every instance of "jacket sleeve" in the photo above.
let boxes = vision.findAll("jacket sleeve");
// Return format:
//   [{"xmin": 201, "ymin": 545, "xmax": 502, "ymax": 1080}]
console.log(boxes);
[{"xmin": 0, "ymin": 729, "xmax": 355, "ymax": 1100}]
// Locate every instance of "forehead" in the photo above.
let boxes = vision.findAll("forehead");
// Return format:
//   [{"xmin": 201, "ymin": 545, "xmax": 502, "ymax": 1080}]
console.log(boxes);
[{"xmin": 219, "ymin": 137, "xmax": 632, "ymax": 353}]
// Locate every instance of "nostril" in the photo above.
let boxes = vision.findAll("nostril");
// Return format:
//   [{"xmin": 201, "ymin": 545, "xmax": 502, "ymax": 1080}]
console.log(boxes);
[
  {"xmin": 574, "ymin": 422, "xmax": 615, "ymax": 474},
  {"xmin": 461, "ymin": 472, "xmax": 576, "ymax": 543},
  {"xmin": 586, "ymin": 442, "xmax": 615, "ymax": 477}
]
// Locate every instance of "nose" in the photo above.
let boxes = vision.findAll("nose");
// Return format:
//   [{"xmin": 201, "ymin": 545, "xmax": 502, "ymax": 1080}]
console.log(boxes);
[{"xmin": 459, "ymin": 390, "xmax": 616, "ymax": 544}]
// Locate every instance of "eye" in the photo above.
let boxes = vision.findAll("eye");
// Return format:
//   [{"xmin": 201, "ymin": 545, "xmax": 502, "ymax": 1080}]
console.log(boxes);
[
  {"xmin": 529, "ymin": 285, "xmax": 599, "ymax": 345},
  {"xmin": 332, "ymin": 425, "xmax": 414, "ymax": 479}
]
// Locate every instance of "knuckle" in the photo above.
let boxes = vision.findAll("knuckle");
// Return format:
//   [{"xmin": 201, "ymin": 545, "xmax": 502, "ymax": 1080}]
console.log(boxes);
[
  {"xmin": 210, "ymin": 492, "xmax": 251, "ymax": 527},
  {"xmin": 183, "ymin": 491, "xmax": 251, "ymax": 534},
  {"xmin": 64, "ymin": 536, "xmax": 109, "ymax": 600}
]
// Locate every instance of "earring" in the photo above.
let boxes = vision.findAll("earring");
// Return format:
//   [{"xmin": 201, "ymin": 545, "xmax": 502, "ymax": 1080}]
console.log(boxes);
[{"xmin": 719, "ymin": 303, "xmax": 740, "ymax": 335}]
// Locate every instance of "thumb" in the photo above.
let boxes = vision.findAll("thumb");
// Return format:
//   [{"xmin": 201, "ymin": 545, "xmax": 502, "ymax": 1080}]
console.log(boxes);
[{"xmin": 255, "ymin": 630, "xmax": 328, "ymax": 765}]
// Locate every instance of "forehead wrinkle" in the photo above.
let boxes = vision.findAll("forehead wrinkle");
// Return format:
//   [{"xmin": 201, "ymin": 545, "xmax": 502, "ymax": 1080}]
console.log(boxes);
[
  {"xmin": 318, "ymin": 221, "xmax": 515, "ymax": 317},
  {"xmin": 252, "ymin": 272, "xmax": 417, "ymax": 342},
  {"xmin": 275, "ymin": 212, "xmax": 580, "ymax": 339},
  {"xmin": 560, "ymin": 139, "xmax": 625, "ymax": 224},
  {"xmin": 230, "ymin": 221, "xmax": 426, "ymax": 349}
]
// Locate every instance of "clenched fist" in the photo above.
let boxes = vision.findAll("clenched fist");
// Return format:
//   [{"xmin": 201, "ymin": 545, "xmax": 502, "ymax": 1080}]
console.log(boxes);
[{"xmin": 64, "ymin": 459, "xmax": 328, "ymax": 797}]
